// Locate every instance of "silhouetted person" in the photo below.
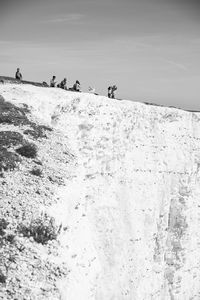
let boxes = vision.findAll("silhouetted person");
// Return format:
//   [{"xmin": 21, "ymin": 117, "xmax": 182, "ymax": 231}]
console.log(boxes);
[
  {"xmin": 15, "ymin": 68, "xmax": 22, "ymax": 80},
  {"xmin": 108, "ymin": 85, "xmax": 117, "ymax": 99},
  {"xmin": 111, "ymin": 85, "xmax": 117, "ymax": 99},
  {"xmin": 73, "ymin": 80, "xmax": 81, "ymax": 92},
  {"xmin": 59, "ymin": 78, "xmax": 67, "ymax": 90},
  {"xmin": 108, "ymin": 86, "xmax": 112, "ymax": 98},
  {"xmin": 50, "ymin": 75, "xmax": 57, "ymax": 87}
]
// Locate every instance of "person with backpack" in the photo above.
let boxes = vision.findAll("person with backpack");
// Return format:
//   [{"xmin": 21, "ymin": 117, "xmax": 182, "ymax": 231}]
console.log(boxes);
[
  {"xmin": 15, "ymin": 68, "xmax": 22, "ymax": 80},
  {"xmin": 50, "ymin": 76, "xmax": 57, "ymax": 87},
  {"xmin": 73, "ymin": 80, "xmax": 81, "ymax": 92}
]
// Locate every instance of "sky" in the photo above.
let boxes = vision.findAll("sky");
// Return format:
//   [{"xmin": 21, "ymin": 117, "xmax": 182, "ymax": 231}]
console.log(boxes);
[{"xmin": 0, "ymin": 0, "xmax": 200, "ymax": 110}]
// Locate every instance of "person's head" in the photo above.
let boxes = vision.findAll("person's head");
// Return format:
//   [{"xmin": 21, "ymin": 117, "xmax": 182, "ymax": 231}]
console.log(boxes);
[
  {"xmin": 17, "ymin": 68, "xmax": 20, "ymax": 72},
  {"xmin": 76, "ymin": 80, "xmax": 80, "ymax": 84},
  {"xmin": 64, "ymin": 78, "xmax": 67, "ymax": 82},
  {"xmin": 53, "ymin": 76, "xmax": 56, "ymax": 79}
]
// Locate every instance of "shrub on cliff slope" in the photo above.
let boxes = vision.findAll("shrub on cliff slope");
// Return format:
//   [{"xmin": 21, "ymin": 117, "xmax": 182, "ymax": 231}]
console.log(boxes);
[
  {"xmin": 0, "ymin": 131, "xmax": 32, "ymax": 171},
  {"xmin": 30, "ymin": 167, "xmax": 42, "ymax": 177},
  {"xmin": 0, "ymin": 131, "xmax": 25, "ymax": 148},
  {"xmin": 0, "ymin": 95, "xmax": 30, "ymax": 126},
  {"xmin": 0, "ymin": 147, "xmax": 21, "ymax": 172},
  {"xmin": 16, "ymin": 143, "xmax": 37, "ymax": 159},
  {"xmin": 19, "ymin": 215, "xmax": 59, "ymax": 245}
]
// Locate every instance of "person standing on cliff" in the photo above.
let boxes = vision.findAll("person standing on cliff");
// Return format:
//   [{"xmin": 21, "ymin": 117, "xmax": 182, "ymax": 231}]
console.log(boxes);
[
  {"xmin": 108, "ymin": 85, "xmax": 117, "ymax": 98},
  {"xmin": 15, "ymin": 68, "xmax": 22, "ymax": 80},
  {"xmin": 108, "ymin": 86, "xmax": 112, "ymax": 98},
  {"xmin": 111, "ymin": 85, "xmax": 117, "ymax": 99}
]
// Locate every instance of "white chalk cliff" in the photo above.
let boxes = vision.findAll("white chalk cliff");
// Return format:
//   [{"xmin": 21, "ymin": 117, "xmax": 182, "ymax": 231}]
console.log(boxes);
[{"xmin": 0, "ymin": 84, "xmax": 200, "ymax": 300}]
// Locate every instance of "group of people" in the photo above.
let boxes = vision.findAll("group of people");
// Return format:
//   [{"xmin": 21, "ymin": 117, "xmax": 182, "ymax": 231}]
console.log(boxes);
[
  {"xmin": 15, "ymin": 68, "xmax": 118, "ymax": 99},
  {"xmin": 50, "ymin": 76, "xmax": 81, "ymax": 92}
]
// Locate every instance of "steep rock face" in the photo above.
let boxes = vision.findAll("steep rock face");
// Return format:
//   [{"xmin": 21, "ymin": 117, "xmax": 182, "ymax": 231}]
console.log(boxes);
[{"xmin": 0, "ymin": 84, "xmax": 200, "ymax": 300}]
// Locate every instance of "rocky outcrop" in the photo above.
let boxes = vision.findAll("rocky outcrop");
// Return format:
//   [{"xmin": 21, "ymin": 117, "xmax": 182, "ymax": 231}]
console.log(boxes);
[{"xmin": 0, "ymin": 84, "xmax": 200, "ymax": 299}]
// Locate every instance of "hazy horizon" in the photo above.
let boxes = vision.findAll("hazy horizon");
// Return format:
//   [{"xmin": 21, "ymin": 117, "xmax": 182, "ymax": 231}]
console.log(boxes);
[{"xmin": 0, "ymin": 0, "xmax": 200, "ymax": 109}]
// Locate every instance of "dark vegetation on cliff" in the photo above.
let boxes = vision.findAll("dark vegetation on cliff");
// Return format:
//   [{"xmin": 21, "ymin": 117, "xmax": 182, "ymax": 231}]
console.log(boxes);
[
  {"xmin": 18, "ymin": 214, "xmax": 60, "ymax": 245},
  {"xmin": 0, "ymin": 95, "xmax": 52, "ymax": 172}
]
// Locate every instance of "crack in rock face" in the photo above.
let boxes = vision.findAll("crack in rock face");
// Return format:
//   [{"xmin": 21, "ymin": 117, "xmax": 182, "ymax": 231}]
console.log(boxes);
[{"xmin": 0, "ymin": 84, "xmax": 200, "ymax": 300}]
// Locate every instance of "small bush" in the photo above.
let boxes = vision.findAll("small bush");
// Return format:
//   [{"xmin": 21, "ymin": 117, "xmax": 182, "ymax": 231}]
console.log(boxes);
[
  {"xmin": 0, "ymin": 270, "xmax": 6, "ymax": 284},
  {"xmin": 0, "ymin": 147, "xmax": 21, "ymax": 172},
  {"xmin": 19, "ymin": 215, "xmax": 59, "ymax": 245},
  {"xmin": 0, "ymin": 131, "xmax": 24, "ymax": 172},
  {"xmin": 30, "ymin": 168, "xmax": 42, "ymax": 177},
  {"xmin": 15, "ymin": 143, "xmax": 37, "ymax": 158}
]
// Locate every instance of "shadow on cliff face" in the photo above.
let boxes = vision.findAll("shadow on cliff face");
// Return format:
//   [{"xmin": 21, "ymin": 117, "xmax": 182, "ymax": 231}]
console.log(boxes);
[{"xmin": 164, "ymin": 180, "xmax": 189, "ymax": 297}]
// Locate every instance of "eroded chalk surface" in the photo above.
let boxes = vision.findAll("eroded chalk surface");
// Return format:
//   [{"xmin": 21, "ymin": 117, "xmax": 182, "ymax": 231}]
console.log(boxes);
[{"xmin": 0, "ymin": 84, "xmax": 200, "ymax": 300}]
